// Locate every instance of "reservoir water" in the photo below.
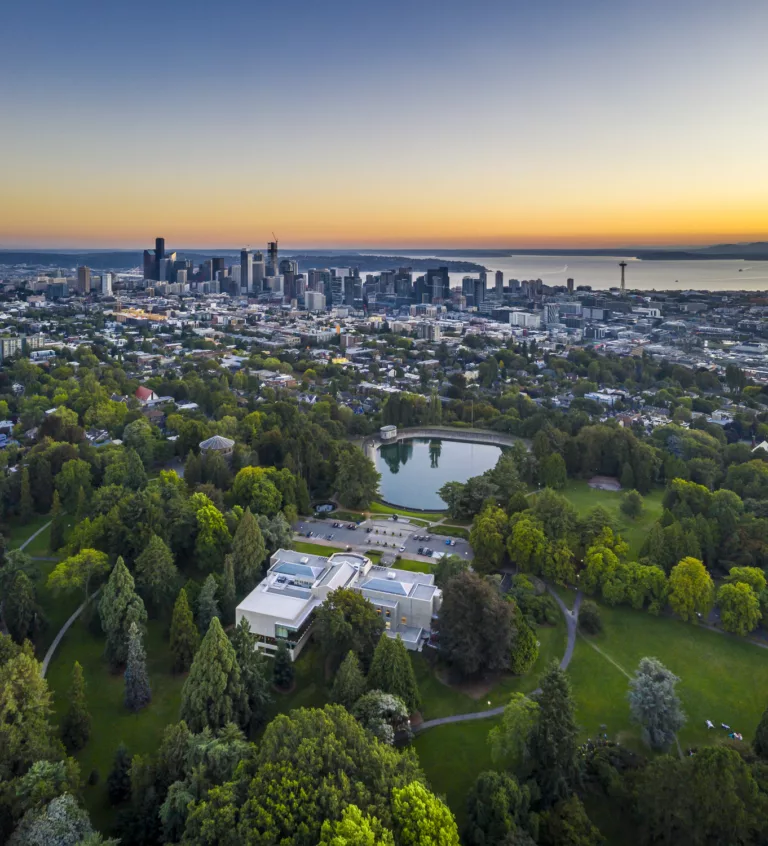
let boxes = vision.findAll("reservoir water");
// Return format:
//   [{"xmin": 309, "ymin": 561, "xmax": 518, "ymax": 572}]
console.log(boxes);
[
  {"xmin": 363, "ymin": 252, "xmax": 768, "ymax": 292},
  {"xmin": 375, "ymin": 437, "xmax": 502, "ymax": 511}
]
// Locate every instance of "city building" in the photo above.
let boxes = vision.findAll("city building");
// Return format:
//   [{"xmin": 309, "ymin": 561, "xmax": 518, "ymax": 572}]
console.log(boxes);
[
  {"xmin": 77, "ymin": 265, "xmax": 91, "ymax": 294},
  {"xmin": 240, "ymin": 248, "xmax": 253, "ymax": 293},
  {"xmin": 236, "ymin": 548, "xmax": 442, "ymax": 659}
]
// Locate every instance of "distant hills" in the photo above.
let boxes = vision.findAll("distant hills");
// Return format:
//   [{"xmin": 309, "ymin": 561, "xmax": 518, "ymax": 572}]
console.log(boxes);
[{"xmin": 1, "ymin": 241, "xmax": 767, "ymax": 271}]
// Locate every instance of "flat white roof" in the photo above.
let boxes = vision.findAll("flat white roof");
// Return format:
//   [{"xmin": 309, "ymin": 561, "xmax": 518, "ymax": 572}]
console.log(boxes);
[{"xmin": 237, "ymin": 580, "xmax": 319, "ymax": 626}]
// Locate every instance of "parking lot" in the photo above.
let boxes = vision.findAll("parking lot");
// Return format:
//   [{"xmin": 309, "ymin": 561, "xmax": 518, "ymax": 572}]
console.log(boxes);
[{"xmin": 294, "ymin": 515, "xmax": 473, "ymax": 562}]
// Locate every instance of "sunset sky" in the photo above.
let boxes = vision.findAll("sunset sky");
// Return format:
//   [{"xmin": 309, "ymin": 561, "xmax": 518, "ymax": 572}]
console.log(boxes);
[{"xmin": 2, "ymin": 0, "xmax": 767, "ymax": 249}]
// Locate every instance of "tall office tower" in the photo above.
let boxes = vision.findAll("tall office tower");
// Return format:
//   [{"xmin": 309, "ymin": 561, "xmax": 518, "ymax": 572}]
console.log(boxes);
[
  {"xmin": 158, "ymin": 258, "xmax": 170, "ymax": 282},
  {"xmin": 101, "ymin": 272, "xmax": 113, "ymax": 296},
  {"xmin": 343, "ymin": 277, "xmax": 357, "ymax": 306},
  {"xmin": 279, "ymin": 259, "xmax": 298, "ymax": 300},
  {"xmin": 495, "ymin": 270, "xmax": 503, "ymax": 296},
  {"xmin": 202, "ymin": 260, "xmax": 214, "ymax": 282},
  {"xmin": 295, "ymin": 274, "xmax": 306, "ymax": 300},
  {"xmin": 267, "ymin": 240, "xmax": 279, "ymax": 276},
  {"xmin": 414, "ymin": 275, "xmax": 428, "ymax": 304},
  {"xmin": 240, "ymin": 248, "xmax": 253, "ymax": 292},
  {"xmin": 77, "ymin": 265, "xmax": 91, "ymax": 294},
  {"xmin": 461, "ymin": 276, "xmax": 475, "ymax": 306},
  {"xmin": 380, "ymin": 270, "xmax": 396, "ymax": 295},
  {"xmin": 176, "ymin": 269, "xmax": 187, "ymax": 287},
  {"xmin": 143, "ymin": 250, "xmax": 154, "ymax": 280},
  {"xmin": 211, "ymin": 257, "xmax": 225, "ymax": 280},
  {"xmin": 426, "ymin": 267, "xmax": 450, "ymax": 302},
  {"xmin": 155, "ymin": 237, "xmax": 165, "ymax": 264},
  {"xmin": 567, "ymin": 277, "xmax": 574, "ymax": 294},
  {"xmin": 251, "ymin": 251, "xmax": 265, "ymax": 291},
  {"xmin": 474, "ymin": 276, "xmax": 486, "ymax": 308},
  {"xmin": 330, "ymin": 276, "xmax": 344, "ymax": 306},
  {"xmin": 306, "ymin": 268, "xmax": 323, "ymax": 291}
]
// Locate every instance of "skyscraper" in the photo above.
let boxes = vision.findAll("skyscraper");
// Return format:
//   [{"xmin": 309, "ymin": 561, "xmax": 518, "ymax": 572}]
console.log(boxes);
[
  {"xmin": 267, "ymin": 240, "xmax": 279, "ymax": 277},
  {"xmin": 426, "ymin": 267, "xmax": 450, "ymax": 302},
  {"xmin": 143, "ymin": 236, "xmax": 166, "ymax": 281},
  {"xmin": 77, "ymin": 265, "xmax": 91, "ymax": 294},
  {"xmin": 101, "ymin": 272, "xmax": 113, "ymax": 296},
  {"xmin": 253, "ymin": 251, "xmax": 265, "ymax": 291},
  {"xmin": 240, "ymin": 248, "xmax": 253, "ymax": 292},
  {"xmin": 495, "ymin": 270, "xmax": 503, "ymax": 296}
]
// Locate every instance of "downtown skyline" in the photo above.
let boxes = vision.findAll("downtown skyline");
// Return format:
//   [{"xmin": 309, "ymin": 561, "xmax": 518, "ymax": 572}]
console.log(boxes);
[{"xmin": 2, "ymin": 0, "xmax": 767, "ymax": 249}]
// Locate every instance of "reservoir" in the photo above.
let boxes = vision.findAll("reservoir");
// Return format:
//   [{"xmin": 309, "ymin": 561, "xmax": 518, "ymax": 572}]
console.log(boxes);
[{"xmin": 375, "ymin": 437, "xmax": 503, "ymax": 511}]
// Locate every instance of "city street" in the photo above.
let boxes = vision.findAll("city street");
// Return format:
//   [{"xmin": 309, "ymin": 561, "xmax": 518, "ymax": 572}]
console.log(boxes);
[{"xmin": 293, "ymin": 516, "xmax": 473, "ymax": 563}]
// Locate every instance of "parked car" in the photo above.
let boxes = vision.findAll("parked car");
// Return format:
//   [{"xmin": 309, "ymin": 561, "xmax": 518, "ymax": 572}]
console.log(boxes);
[{"xmin": 399, "ymin": 546, "xmax": 406, "ymax": 552}]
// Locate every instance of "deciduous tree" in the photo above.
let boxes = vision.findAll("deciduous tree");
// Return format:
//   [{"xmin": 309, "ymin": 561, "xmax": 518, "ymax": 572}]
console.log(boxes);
[
  {"xmin": 668, "ymin": 557, "xmax": 714, "ymax": 623},
  {"xmin": 717, "ymin": 581, "xmax": 761, "ymax": 636},
  {"xmin": 47, "ymin": 548, "xmax": 110, "ymax": 603},
  {"xmin": 335, "ymin": 448, "xmax": 381, "ymax": 510},
  {"xmin": 438, "ymin": 571, "xmax": 515, "ymax": 678},
  {"xmin": 470, "ymin": 505, "xmax": 508, "ymax": 574},
  {"xmin": 628, "ymin": 657, "xmax": 686, "ymax": 750},
  {"xmin": 315, "ymin": 588, "xmax": 385, "ymax": 670}
]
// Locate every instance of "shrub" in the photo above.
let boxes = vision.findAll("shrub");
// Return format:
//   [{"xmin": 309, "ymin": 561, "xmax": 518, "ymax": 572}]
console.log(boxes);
[{"xmin": 579, "ymin": 600, "xmax": 603, "ymax": 634}]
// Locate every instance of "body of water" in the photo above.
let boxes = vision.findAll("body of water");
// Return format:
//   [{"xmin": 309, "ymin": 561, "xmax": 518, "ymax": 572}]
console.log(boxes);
[
  {"xmin": 375, "ymin": 437, "xmax": 502, "ymax": 511},
  {"xmin": 364, "ymin": 252, "xmax": 768, "ymax": 292}
]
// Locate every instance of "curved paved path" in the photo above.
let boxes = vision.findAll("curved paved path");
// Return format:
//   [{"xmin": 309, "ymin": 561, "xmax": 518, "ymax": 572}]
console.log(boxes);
[
  {"xmin": 19, "ymin": 519, "xmax": 51, "ymax": 551},
  {"xmin": 40, "ymin": 587, "xmax": 101, "ymax": 678},
  {"xmin": 414, "ymin": 586, "xmax": 581, "ymax": 733}
]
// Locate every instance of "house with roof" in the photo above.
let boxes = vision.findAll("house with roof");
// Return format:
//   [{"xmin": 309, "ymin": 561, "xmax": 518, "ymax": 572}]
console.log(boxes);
[
  {"xmin": 236, "ymin": 548, "xmax": 442, "ymax": 660},
  {"xmin": 135, "ymin": 386, "xmax": 158, "ymax": 405}
]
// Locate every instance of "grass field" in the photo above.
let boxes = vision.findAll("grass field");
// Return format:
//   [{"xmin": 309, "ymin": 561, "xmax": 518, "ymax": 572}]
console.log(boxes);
[
  {"xmin": 5, "ymin": 514, "xmax": 52, "ymax": 549},
  {"xmin": 47, "ymin": 617, "xmax": 185, "ymax": 832},
  {"xmin": 568, "ymin": 602, "xmax": 768, "ymax": 750},
  {"xmin": 428, "ymin": 525, "xmax": 470, "ymax": 540},
  {"xmin": 412, "ymin": 620, "xmax": 566, "ymax": 826},
  {"xmin": 560, "ymin": 481, "xmax": 664, "ymax": 558},
  {"xmin": 368, "ymin": 501, "xmax": 446, "ymax": 522}
]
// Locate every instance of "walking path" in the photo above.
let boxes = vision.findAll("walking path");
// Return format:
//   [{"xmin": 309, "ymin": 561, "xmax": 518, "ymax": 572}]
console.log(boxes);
[
  {"xmin": 40, "ymin": 588, "xmax": 101, "ymax": 678},
  {"xmin": 414, "ymin": 586, "xmax": 581, "ymax": 733},
  {"xmin": 19, "ymin": 519, "xmax": 51, "ymax": 551}
]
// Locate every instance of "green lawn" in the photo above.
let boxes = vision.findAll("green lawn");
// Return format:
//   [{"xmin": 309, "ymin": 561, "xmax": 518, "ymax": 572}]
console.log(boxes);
[
  {"xmin": 264, "ymin": 642, "xmax": 328, "ymax": 722},
  {"xmin": 47, "ymin": 617, "xmax": 185, "ymax": 833},
  {"xmin": 34, "ymin": 559, "xmax": 76, "ymax": 657},
  {"xmin": 414, "ymin": 717, "xmax": 500, "ymax": 829},
  {"xmin": 428, "ymin": 525, "xmax": 470, "ymax": 540},
  {"xmin": 6, "ymin": 514, "xmax": 52, "ymax": 549},
  {"xmin": 568, "ymin": 602, "xmax": 768, "ymax": 750},
  {"xmin": 291, "ymin": 541, "xmax": 341, "ymax": 557},
  {"xmin": 368, "ymin": 501, "xmax": 446, "ymax": 522},
  {"xmin": 560, "ymin": 481, "xmax": 664, "ymax": 558}
]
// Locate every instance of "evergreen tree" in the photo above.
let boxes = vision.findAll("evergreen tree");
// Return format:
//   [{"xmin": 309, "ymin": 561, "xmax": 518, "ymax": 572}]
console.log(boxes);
[
  {"xmin": 5, "ymin": 570, "xmax": 38, "ymax": 643},
  {"xmin": 230, "ymin": 617, "xmax": 272, "ymax": 730},
  {"xmin": 529, "ymin": 661, "xmax": 579, "ymax": 808},
  {"xmin": 124, "ymin": 621, "xmax": 151, "ymax": 711},
  {"xmin": 75, "ymin": 484, "xmax": 88, "ymax": 524},
  {"xmin": 170, "ymin": 587, "xmax": 199, "ymax": 673},
  {"xmin": 135, "ymin": 534, "xmax": 178, "ymax": 613},
  {"xmin": 510, "ymin": 618, "xmax": 539, "ymax": 675},
  {"xmin": 61, "ymin": 660, "xmax": 91, "ymax": 753},
  {"xmin": 49, "ymin": 489, "xmax": 64, "ymax": 553},
  {"xmin": 180, "ymin": 616, "xmax": 248, "ymax": 731},
  {"xmin": 107, "ymin": 744, "xmax": 132, "ymax": 805},
  {"xmin": 230, "ymin": 507, "xmax": 267, "ymax": 593},
  {"xmin": 99, "ymin": 557, "xmax": 147, "ymax": 669},
  {"xmin": 184, "ymin": 450, "xmax": 203, "ymax": 489},
  {"xmin": 330, "ymin": 650, "xmax": 367, "ymax": 709},
  {"xmin": 19, "ymin": 466, "xmax": 34, "ymax": 522},
  {"xmin": 366, "ymin": 634, "xmax": 420, "ymax": 713},
  {"xmin": 754, "ymin": 705, "xmax": 768, "ymax": 759},
  {"xmin": 273, "ymin": 638, "xmax": 294, "ymax": 690},
  {"xmin": 221, "ymin": 554, "xmax": 237, "ymax": 624},
  {"xmin": 196, "ymin": 574, "xmax": 221, "ymax": 634}
]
